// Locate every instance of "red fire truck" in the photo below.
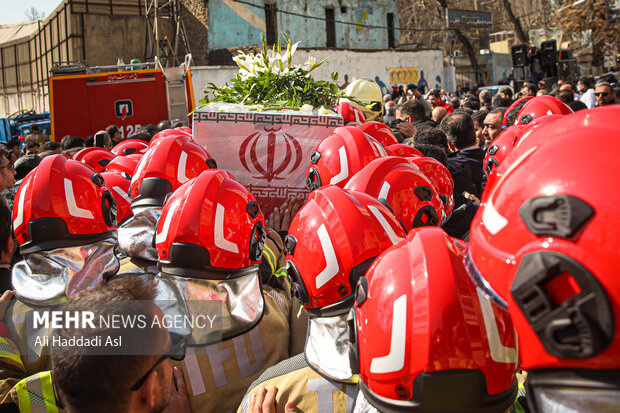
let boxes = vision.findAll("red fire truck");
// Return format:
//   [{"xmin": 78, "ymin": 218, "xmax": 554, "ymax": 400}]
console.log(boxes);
[{"xmin": 48, "ymin": 55, "xmax": 195, "ymax": 141}]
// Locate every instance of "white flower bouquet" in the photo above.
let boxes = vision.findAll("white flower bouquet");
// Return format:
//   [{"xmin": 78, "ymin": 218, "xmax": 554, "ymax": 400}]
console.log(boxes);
[{"xmin": 199, "ymin": 34, "xmax": 347, "ymax": 111}]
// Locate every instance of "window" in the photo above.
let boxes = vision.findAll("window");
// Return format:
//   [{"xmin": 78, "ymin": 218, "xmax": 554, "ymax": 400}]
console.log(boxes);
[
  {"xmin": 265, "ymin": 3, "xmax": 277, "ymax": 45},
  {"xmin": 325, "ymin": 8, "xmax": 336, "ymax": 48},
  {"xmin": 387, "ymin": 13, "xmax": 395, "ymax": 48}
]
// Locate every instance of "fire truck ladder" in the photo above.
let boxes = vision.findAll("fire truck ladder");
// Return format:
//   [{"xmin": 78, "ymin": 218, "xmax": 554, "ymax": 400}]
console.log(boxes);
[{"xmin": 157, "ymin": 54, "xmax": 192, "ymax": 121}]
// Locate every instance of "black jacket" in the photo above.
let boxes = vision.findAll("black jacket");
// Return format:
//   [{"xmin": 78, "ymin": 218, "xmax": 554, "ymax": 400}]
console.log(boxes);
[{"xmin": 448, "ymin": 147, "xmax": 485, "ymax": 198}]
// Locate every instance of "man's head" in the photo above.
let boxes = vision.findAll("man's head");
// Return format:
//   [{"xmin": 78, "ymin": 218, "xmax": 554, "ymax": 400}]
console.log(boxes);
[
  {"xmin": 428, "ymin": 89, "xmax": 441, "ymax": 108},
  {"xmin": 479, "ymin": 89, "xmax": 492, "ymax": 106},
  {"xmin": 595, "ymin": 82, "xmax": 615, "ymax": 106},
  {"xmin": 61, "ymin": 135, "xmax": 86, "ymax": 151},
  {"xmin": 578, "ymin": 76, "xmax": 594, "ymax": 92},
  {"xmin": 6, "ymin": 139, "xmax": 21, "ymax": 157},
  {"xmin": 14, "ymin": 154, "xmax": 41, "ymax": 181},
  {"xmin": 450, "ymin": 96, "xmax": 460, "ymax": 110},
  {"xmin": 385, "ymin": 100, "xmax": 397, "ymax": 117},
  {"xmin": 94, "ymin": 130, "xmax": 113, "ymax": 150},
  {"xmin": 557, "ymin": 90, "xmax": 574, "ymax": 105},
  {"xmin": 431, "ymin": 106, "xmax": 447, "ymax": 123},
  {"xmin": 106, "ymin": 124, "xmax": 122, "ymax": 144},
  {"xmin": 559, "ymin": 83, "xmax": 574, "ymax": 93},
  {"xmin": 397, "ymin": 99, "xmax": 426, "ymax": 122},
  {"xmin": 0, "ymin": 148, "xmax": 16, "ymax": 192},
  {"xmin": 439, "ymin": 112, "xmax": 476, "ymax": 151},
  {"xmin": 30, "ymin": 124, "xmax": 40, "ymax": 133},
  {"xmin": 41, "ymin": 141, "xmax": 62, "ymax": 154},
  {"xmin": 413, "ymin": 126, "xmax": 449, "ymax": 153},
  {"xmin": 52, "ymin": 276, "xmax": 178, "ymax": 413},
  {"xmin": 24, "ymin": 141, "xmax": 39, "ymax": 155},
  {"xmin": 521, "ymin": 83, "xmax": 538, "ymax": 97},
  {"xmin": 472, "ymin": 110, "xmax": 489, "ymax": 147},
  {"xmin": 500, "ymin": 86, "xmax": 513, "ymax": 100},
  {"xmin": 482, "ymin": 107, "xmax": 507, "ymax": 145}
]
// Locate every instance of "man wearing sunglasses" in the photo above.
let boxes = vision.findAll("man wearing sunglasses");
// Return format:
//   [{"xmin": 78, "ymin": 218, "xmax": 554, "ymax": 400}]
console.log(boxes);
[
  {"xmin": 12, "ymin": 276, "xmax": 190, "ymax": 413},
  {"xmin": 595, "ymin": 81, "xmax": 615, "ymax": 106}
]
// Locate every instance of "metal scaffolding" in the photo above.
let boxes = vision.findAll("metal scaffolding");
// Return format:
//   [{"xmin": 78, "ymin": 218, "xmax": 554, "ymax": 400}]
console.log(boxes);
[{"xmin": 144, "ymin": 0, "xmax": 190, "ymax": 67}]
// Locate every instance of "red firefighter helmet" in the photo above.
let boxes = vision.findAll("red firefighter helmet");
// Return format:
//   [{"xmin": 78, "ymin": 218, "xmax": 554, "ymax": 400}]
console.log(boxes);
[
  {"xmin": 469, "ymin": 106, "xmax": 620, "ymax": 371},
  {"xmin": 485, "ymin": 114, "xmax": 564, "ymax": 192},
  {"xmin": 502, "ymin": 96, "xmax": 533, "ymax": 127},
  {"xmin": 285, "ymin": 185, "xmax": 406, "ymax": 315},
  {"xmin": 111, "ymin": 139, "xmax": 149, "ymax": 156},
  {"xmin": 483, "ymin": 125, "xmax": 524, "ymax": 175},
  {"xmin": 385, "ymin": 144, "xmax": 423, "ymax": 158},
  {"xmin": 149, "ymin": 128, "xmax": 192, "ymax": 148},
  {"xmin": 13, "ymin": 155, "xmax": 117, "ymax": 253},
  {"xmin": 155, "ymin": 170, "xmax": 265, "ymax": 273},
  {"xmin": 104, "ymin": 154, "xmax": 141, "ymax": 179},
  {"xmin": 357, "ymin": 121, "xmax": 398, "ymax": 147},
  {"xmin": 306, "ymin": 126, "xmax": 386, "ymax": 191},
  {"xmin": 351, "ymin": 227, "xmax": 518, "ymax": 413},
  {"xmin": 514, "ymin": 95, "xmax": 572, "ymax": 126},
  {"xmin": 408, "ymin": 156, "xmax": 455, "ymax": 218},
  {"xmin": 334, "ymin": 102, "xmax": 366, "ymax": 125},
  {"xmin": 130, "ymin": 135, "xmax": 216, "ymax": 208},
  {"xmin": 344, "ymin": 157, "xmax": 444, "ymax": 230},
  {"xmin": 73, "ymin": 147, "xmax": 115, "ymax": 173},
  {"xmin": 100, "ymin": 172, "xmax": 133, "ymax": 225}
]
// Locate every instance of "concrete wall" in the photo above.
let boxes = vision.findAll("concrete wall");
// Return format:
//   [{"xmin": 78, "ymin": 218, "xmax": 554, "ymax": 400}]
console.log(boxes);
[
  {"xmin": 191, "ymin": 48, "xmax": 443, "ymax": 104},
  {"xmin": 83, "ymin": 14, "xmax": 148, "ymax": 66},
  {"xmin": 207, "ymin": 0, "xmax": 399, "ymax": 50}
]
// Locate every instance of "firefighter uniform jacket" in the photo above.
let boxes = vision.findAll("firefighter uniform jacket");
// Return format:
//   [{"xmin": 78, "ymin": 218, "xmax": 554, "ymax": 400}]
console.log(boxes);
[{"xmin": 238, "ymin": 353, "xmax": 359, "ymax": 413}]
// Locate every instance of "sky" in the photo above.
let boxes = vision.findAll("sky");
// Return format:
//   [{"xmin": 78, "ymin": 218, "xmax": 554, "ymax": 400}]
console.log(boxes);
[{"xmin": 0, "ymin": 0, "xmax": 62, "ymax": 25}]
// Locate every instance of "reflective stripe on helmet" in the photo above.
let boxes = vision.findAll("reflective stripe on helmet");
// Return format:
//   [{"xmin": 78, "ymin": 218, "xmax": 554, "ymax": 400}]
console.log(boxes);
[{"xmin": 15, "ymin": 371, "xmax": 58, "ymax": 413}]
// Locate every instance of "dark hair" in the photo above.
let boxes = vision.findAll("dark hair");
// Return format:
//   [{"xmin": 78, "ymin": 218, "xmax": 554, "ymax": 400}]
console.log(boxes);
[
  {"xmin": 52, "ymin": 277, "xmax": 163, "ymax": 411},
  {"xmin": 462, "ymin": 96, "xmax": 480, "ymax": 111},
  {"xmin": 557, "ymin": 90, "xmax": 574, "ymax": 104},
  {"xmin": 6, "ymin": 139, "xmax": 20, "ymax": 150},
  {"xmin": 455, "ymin": 107, "xmax": 474, "ymax": 116},
  {"xmin": 40, "ymin": 141, "xmax": 61, "ymax": 152},
  {"xmin": 170, "ymin": 120, "xmax": 186, "ymax": 128},
  {"xmin": 24, "ymin": 141, "xmax": 39, "ymax": 151},
  {"xmin": 413, "ymin": 126, "xmax": 449, "ymax": 153},
  {"xmin": 489, "ymin": 107, "xmax": 507, "ymax": 118},
  {"xmin": 579, "ymin": 76, "xmax": 594, "ymax": 88},
  {"xmin": 30, "ymin": 124, "xmax": 40, "ymax": 132},
  {"xmin": 14, "ymin": 154, "xmax": 41, "ymax": 180},
  {"xmin": 157, "ymin": 120, "xmax": 172, "ymax": 131},
  {"xmin": 61, "ymin": 135, "xmax": 86, "ymax": 151},
  {"xmin": 568, "ymin": 100, "xmax": 588, "ymax": 112},
  {"xmin": 398, "ymin": 99, "xmax": 426, "ymax": 121},
  {"xmin": 106, "ymin": 124, "xmax": 119, "ymax": 137},
  {"xmin": 428, "ymin": 89, "xmax": 441, "ymax": 98},
  {"xmin": 472, "ymin": 110, "xmax": 489, "ymax": 125},
  {"xmin": 499, "ymin": 86, "xmax": 513, "ymax": 99},
  {"xmin": 414, "ymin": 144, "xmax": 448, "ymax": 167},
  {"xmin": 522, "ymin": 83, "xmax": 538, "ymax": 95},
  {"xmin": 439, "ymin": 112, "xmax": 476, "ymax": 149},
  {"xmin": 492, "ymin": 96, "xmax": 512, "ymax": 108}
]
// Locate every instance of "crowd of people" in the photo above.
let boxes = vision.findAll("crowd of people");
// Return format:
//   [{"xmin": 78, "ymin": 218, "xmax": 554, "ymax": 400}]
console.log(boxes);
[{"xmin": 0, "ymin": 71, "xmax": 615, "ymax": 413}]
